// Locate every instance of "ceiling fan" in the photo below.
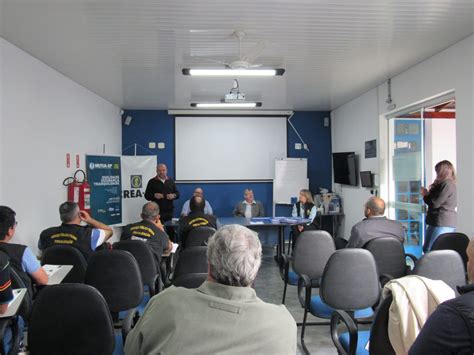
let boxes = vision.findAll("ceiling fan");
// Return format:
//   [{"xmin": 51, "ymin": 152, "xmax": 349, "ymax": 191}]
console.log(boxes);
[{"xmin": 182, "ymin": 30, "xmax": 285, "ymax": 76}]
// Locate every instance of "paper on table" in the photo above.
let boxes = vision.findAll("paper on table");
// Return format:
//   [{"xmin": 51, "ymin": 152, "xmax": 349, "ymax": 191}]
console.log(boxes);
[
  {"xmin": 171, "ymin": 243, "xmax": 179, "ymax": 253},
  {"xmin": 250, "ymin": 221, "xmax": 265, "ymax": 225},
  {"xmin": 7, "ymin": 289, "xmax": 22, "ymax": 307},
  {"xmin": 42, "ymin": 264, "xmax": 62, "ymax": 276}
]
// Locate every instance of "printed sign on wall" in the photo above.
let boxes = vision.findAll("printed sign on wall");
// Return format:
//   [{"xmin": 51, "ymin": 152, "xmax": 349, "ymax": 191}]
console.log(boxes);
[{"xmin": 86, "ymin": 155, "xmax": 122, "ymax": 225}]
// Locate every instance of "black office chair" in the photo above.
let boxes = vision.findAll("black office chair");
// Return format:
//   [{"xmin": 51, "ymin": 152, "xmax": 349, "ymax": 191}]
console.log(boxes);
[
  {"xmin": 84, "ymin": 250, "xmax": 143, "ymax": 346},
  {"xmin": 431, "ymin": 232, "xmax": 470, "ymax": 270},
  {"xmin": 184, "ymin": 227, "xmax": 216, "ymax": 248},
  {"xmin": 41, "ymin": 245, "xmax": 88, "ymax": 283},
  {"xmin": 280, "ymin": 230, "xmax": 335, "ymax": 304},
  {"xmin": 172, "ymin": 273, "xmax": 208, "ymax": 288},
  {"xmin": 28, "ymin": 284, "xmax": 115, "ymax": 355},
  {"xmin": 0, "ymin": 316, "xmax": 22, "ymax": 355},
  {"xmin": 325, "ymin": 249, "xmax": 380, "ymax": 355},
  {"xmin": 368, "ymin": 293, "xmax": 395, "ymax": 355},
  {"xmin": 171, "ymin": 246, "xmax": 208, "ymax": 283},
  {"xmin": 413, "ymin": 250, "xmax": 467, "ymax": 294},
  {"xmin": 364, "ymin": 237, "xmax": 417, "ymax": 286},
  {"xmin": 113, "ymin": 240, "xmax": 161, "ymax": 296}
]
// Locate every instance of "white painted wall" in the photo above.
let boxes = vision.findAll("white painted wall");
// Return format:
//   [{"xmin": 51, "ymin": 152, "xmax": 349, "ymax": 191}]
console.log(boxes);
[
  {"xmin": 424, "ymin": 119, "xmax": 457, "ymax": 185},
  {"xmin": 332, "ymin": 34, "xmax": 474, "ymax": 238},
  {"xmin": 0, "ymin": 38, "xmax": 122, "ymax": 251},
  {"xmin": 331, "ymin": 88, "xmax": 380, "ymax": 238}
]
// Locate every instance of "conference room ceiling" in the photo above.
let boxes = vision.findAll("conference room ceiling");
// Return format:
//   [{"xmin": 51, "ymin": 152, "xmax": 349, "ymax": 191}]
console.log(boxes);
[{"xmin": 1, "ymin": 0, "xmax": 473, "ymax": 111}]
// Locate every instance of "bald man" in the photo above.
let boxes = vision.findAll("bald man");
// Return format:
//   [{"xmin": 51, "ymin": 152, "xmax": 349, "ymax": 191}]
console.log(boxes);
[
  {"xmin": 346, "ymin": 197, "xmax": 405, "ymax": 248},
  {"xmin": 409, "ymin": 239, "xmax": 474, "ymax": 354},
  {"xmin": 180, "ymin": 187, "xmax": 213, "ymax": 217},
  {"xmin": 145, "ymin": 164, "xmax": 180, "ymax": 223}
]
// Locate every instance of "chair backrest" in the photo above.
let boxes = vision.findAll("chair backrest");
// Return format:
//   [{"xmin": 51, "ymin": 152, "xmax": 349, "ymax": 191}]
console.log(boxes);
[
  {"xmin": 431, "ymin": 232, "xmax": 470, "ymax": 268},
  {"xmin": 185, "ymin": 227, "xmax": 216, "ymax": 248},
  {"xmin": 41, "ymin": 245, "xmax": 88, "ymax": 283},
  {"xmin": 113, "ymin": 240, "xmax": 158, "ymax": 288},
  {"xmin": 172, "ymin": 246, "xmax": 208, "ymax": 280},
  {"xmin": 413, "ymin": 250, "xmax": 466, "ymax": 292},
  {"xmin": 84, "ymin": 250, "xmax": 143, "ymax": 313},
  {"xmin": 369, "ymin": 293, "xmax": 395, "ymax": 355},
  {"xmin": 364, "ymin": 237, "xmax": 407, "ymax": 279},
  {"xmin": 292, "ymin": 230, "xmax": 336, "ymax": 280},
  {"xmin": 321, "ymin": 249, "xmax": 380, "ymax": 310},
  {"xmin": 172, "ymin": 273, "xmax": 207, "ymax": 289},
  {"xmin": 28, "ymin": 284, "xmax": 115, "ymax": 355}
]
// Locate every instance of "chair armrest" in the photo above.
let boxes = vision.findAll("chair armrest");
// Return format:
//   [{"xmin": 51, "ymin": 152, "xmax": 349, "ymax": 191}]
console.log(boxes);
[
  {"xmin": 405, "ymin": 253, "xmax": 418, "ymax": 273},
  {"xmin": 331, "ymin": 310, "xmax": 358, "ymax": 355},
  {"xmin": 379, "ymin": 273, "xmax": 395, "ymax": 288},
  {"xmin": 280, "ymin": 254, "xmax": 291, "ymax": 281},
  {"xmin": 299, "ymin": 274, "xmax": 313, "ymax": 310},
  {"xmin": 122, "ymin": 308, "xmax": 138, "ymax": 345}
]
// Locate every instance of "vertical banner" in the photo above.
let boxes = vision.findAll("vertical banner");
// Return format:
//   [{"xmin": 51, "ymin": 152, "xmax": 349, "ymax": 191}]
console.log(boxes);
[
  {"xmin": 86, "ymin": 155, "xmax": 122, "ymax": 225},
  {"xmin": 121, "ymin": 156, "xmax": 157, "ymax": 225}
]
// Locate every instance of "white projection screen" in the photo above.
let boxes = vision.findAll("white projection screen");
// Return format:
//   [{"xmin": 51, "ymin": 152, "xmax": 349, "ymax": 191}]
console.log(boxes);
[{"xmin": 175, "ymin": 116, "xmax": 287, "ymax": 181}]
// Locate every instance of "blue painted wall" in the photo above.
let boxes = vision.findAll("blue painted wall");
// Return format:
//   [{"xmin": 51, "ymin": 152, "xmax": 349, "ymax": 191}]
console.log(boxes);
[{"xmin": 122, "ymin": 110, "xmax": 332, "ymax": 217}]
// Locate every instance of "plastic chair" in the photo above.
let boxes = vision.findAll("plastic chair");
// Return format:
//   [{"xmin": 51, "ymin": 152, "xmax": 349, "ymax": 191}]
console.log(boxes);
[
  {"xmin": 84, "ymin": 250, "xmax": 143, "ymax": 346},
  {"xmin": 41, "ymin": 245, "xmax": 88, "ymax": 283},
  {"xmin": 28, "ymin": 284, "xmax": 115, "ymax": 355}
]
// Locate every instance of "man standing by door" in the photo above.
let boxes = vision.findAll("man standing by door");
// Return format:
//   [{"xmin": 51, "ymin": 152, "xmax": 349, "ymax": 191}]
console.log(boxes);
[{"xmin": 145, "ymin": 164, "xmax": 179, "ymax": 223}]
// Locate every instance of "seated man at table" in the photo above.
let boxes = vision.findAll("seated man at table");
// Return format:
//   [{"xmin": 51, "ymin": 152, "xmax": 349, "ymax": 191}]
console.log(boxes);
[
  {"xmin": 38, "ymin": 201, "xmax": 113, "ymax": 260},
  {"xmin": 233, "ymin": 189, "xmax": 265, "ymax": 218},
  {"xmin": 124, "ymin": 224, "xmax": 297, "ymax": 354},
  {"xmin": 179, "ymin": 196, "xmax": 217, "ymax": 247},
  {"xmin": 345, "ymin": 197, "xmax": 405, "ymax": 248},
  {"xmin": 121, "ymin": 202, "xmax": 172, "ymax": 269},
  {"xmin": 0, "ymin": 206, "xmax": 48, "ymax": 291},
  {"xmin": 181, "ymin": 187, "xmax": 213, "ymax": 217}
]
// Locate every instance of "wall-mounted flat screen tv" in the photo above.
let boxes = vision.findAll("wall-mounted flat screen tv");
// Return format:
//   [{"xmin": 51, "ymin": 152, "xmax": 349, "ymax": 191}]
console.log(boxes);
[{"xmin": 333, "ymin": 152, "xmax": 358, "ymax": 186}]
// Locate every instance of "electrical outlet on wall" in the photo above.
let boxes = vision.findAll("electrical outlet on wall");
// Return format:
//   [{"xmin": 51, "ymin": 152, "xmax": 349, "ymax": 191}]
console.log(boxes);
[
  {"xmin": 149, "ymin": 142, "xmax": 156, "ymax": 149},
  {"xmin": 158, "ymin": 142, "xmax": 165, "ymax": 149},
  {"xmin": 295, "ymin": 143, "xmax": 302, "ymax": 150},
  {"xmin": 303, "ymin": 144, "xmax": 308, "ymax": 150}
]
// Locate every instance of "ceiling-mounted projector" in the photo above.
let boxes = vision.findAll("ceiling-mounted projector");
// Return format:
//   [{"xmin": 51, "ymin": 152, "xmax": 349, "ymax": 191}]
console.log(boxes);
[{"xmin": 224, "ymin": 79, "xmax": 245, "ymax": 103}]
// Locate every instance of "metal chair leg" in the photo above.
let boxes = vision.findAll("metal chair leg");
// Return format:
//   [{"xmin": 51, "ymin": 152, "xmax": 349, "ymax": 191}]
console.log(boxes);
[
  {"xmin": 282, "ymin": 282, "xmax": 288, "ymax": 304},
  {"xmin": 301, "ymin": 308, "xmax": 310, "ymax": 355}
]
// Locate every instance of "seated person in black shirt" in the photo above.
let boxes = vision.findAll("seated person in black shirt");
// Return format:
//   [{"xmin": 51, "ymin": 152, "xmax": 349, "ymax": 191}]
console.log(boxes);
[
  {"xmin": 0, "ymin": 252, "xmax": 13, "ymax": 314},
  {"xmin": 409, "ymin": 239, "xmax": 474, "ymax": 354},
  {"xmin": 121, "ymin": 202, "xmax": 172, "ymax": 269},
  {"xmin": 39, "ymin": 202, "xmax": 113, "ymax": 260},
  {"xmin": 179, "ymin": 196, "xmax": 217, "ymax": 248}
]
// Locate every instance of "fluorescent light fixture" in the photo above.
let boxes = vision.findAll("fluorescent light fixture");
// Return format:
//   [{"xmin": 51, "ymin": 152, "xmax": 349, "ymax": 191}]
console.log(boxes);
[
  {"xmin": 182, "ymin": 68, "xmax": 285, "ymax": 76},
  {"xmin": 191, "ymin": 102, "xmax": 262, "ymax": 108}
]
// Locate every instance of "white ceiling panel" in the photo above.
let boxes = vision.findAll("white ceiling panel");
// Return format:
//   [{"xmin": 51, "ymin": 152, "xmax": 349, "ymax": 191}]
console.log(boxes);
[{"xmin": 1, "ymin": 0, "xmax": 473, "ymax": 110}]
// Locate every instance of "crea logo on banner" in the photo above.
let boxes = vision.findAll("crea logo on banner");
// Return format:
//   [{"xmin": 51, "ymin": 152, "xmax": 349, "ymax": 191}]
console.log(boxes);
[
  {"xmin": 85, "ymin": 155, "xmax": 157, "ymax": 225},
  {"xmin": 121, "ymin": 156, "xmax": 157, "ymax": 225}
]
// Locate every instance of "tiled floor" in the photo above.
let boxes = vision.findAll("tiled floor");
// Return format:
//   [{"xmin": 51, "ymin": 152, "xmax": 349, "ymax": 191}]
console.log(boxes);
[{"xmin": 253, "ymin": 247, "xmax": 337, "ymax": 355}]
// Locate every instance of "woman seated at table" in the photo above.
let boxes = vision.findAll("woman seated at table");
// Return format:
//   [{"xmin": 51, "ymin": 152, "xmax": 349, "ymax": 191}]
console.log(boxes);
[{"xmin": 291, "ymin": 189, "xmax": 319, "ymax": 248}]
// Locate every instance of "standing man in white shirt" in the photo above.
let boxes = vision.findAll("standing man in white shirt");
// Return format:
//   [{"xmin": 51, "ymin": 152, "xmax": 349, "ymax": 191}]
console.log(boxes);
[
  {"xmin": 233, "ymin": 189, "xmax": 265, "ymax": 218},
  {"xmin": 180, "ymin": 187, "xmax": 213, "ymax": 216}
]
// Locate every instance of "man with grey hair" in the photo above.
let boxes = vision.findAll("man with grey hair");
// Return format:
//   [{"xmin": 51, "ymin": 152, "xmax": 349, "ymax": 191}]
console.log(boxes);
[
  {"xmin": 121, "ymin": 202, "xmax": 172, "ymax": 268},
  {"xmin": 346, "ymin": 196, "xmax": 405, "ymax": 248},
  {"xmin": 233, "ymin": 189, "xmax": 265, "ymax": 218},
  {"xmin": 39, "ymin": 201, "xmax": 113, "ymax": 260},
  {"xmin": 125, "ymin": 224, "xmax": 297, "ymax": 354}
]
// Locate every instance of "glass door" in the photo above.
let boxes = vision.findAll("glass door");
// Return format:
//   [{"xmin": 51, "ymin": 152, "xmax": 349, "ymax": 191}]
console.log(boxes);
[
  {"xmin": 385, "ymin": 95, "xmax": 456, "ymax": 257},
  {"xmin": 387, "ymin": 110, "xmax": 425, "ymax": 257}
]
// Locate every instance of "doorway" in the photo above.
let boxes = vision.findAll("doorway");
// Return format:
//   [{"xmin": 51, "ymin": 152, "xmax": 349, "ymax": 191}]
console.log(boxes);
[{"xmin": 385, "ymin": 95, "xmax": 456, "ymax": 256}]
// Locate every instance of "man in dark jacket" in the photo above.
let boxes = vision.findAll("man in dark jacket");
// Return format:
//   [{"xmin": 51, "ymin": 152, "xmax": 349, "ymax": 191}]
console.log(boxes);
[
  {"xmin": 121, "ymin": 202, "xmax": 172, "ymax": 269},
  {"xmin": 144, "ymin": 164, "xmax": 179, "ymax": 223},
  {"xmin": 409, "ymin": 239, "xmax": 474, "ymax": 354},
  {"xmin": 39, "ymin": 202, "xmax": 113, "ymax": 260},
  {"xmin": 179, "ymin": 196, "xmax": 217, "ymax": 248}
]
